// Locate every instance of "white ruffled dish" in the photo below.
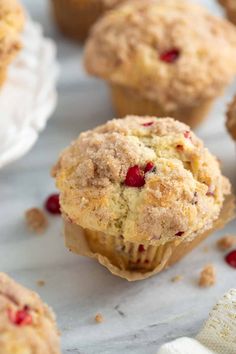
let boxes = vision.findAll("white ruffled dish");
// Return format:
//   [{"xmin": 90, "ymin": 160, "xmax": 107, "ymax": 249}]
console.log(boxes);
[{"xmin": 0, "ymin": 17, "xmax": 59, "ymax": 168}]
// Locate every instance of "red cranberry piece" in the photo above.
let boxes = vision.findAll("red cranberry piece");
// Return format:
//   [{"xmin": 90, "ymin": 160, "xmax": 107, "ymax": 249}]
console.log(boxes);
[
  {"xmin": 184, "ymin": 131, "xmax": 191, "ymax": 139},
  {"xmin": 144, "ymin": 162, "xmax": 155, "ymax": 174},
  {"xmin": 138, "ymin": 244, "xmax": 145, "ymax": 252},
  {"xmin": 160, "ymin": 49, "xmax": 180, "ymax": 63},
  {"xmin": 142, "ymin": 122, "xmax": 154, "ymax": 127},
  {"xmin": 175, "ymin": 231, "xmax": 184, "ymax": 237},
  {"xmin": 225, "ymin": 250, "xmax": 236, "ymax": 268},
  {"xmin": 8, "ymin": 306, "xmax": 32, "ymax": 326},
  {"xmin": 124, "ymin": 166, "xmax": 145, "ymax": 187},
  {"xmin": 45, "ymin": 194, "xmax": 61, "ymax": 214}
]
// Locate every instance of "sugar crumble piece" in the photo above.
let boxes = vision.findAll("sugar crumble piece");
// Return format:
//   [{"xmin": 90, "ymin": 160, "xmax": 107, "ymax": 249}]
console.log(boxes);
[
  {"xmin": 198, "ymin": 264, "xmax": 216, "ymax": 287},
  {"xmin": 171, "ymin": 275, "xmax": 183, "ymax": 283},
  {"xmin": 217, "ymin": 235, "xmax": 236, "ymax": 251},
  {"xmin": 37, "ymin": 280, "xmax": 45, "ymax": 287},
  {"xmin": 25, "ymin": 208, "xmax": 48, "ymax": 234},
  {"xmin": 95, "ymin": 313, "xmax": 104, "ymax": 323}
]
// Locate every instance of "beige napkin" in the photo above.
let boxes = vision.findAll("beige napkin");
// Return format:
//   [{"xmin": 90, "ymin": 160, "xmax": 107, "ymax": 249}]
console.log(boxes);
[{"xmin": 157, "ymin": 289, "xmax": 236, "ymax": 354}]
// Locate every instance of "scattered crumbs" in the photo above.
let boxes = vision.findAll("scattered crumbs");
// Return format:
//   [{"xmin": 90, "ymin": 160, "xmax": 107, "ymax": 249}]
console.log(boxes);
[
  {"xmin": 203, "ymin": 246, "xmax": 209, "ymax": 253},
  {"xmin": 37, "ymin": 280, "xmax": 45, "ymax": 287},
  {"xmin": 198, "ymin": 264, "xmax": 216, "ymax": 288},
  {"xmin": 217, "ymin": 235, "xmax": 236, "ymax": 251},
  {"xmin": 25, "ymin": 208, "xmax": 48, "ymax": 234},
  {"xmin": 95, "ymin": 313, "xmax": 104, "ymax": 324},
  {"xmin": 171, "ymin": 275, "xmax": 183, "ymax": 283}
]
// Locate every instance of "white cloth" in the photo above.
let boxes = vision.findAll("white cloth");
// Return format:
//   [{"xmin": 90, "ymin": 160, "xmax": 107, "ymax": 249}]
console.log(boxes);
[
  {"xmin": 0, "ymin": 17, "xmax": 58, "ymax": 168},
  {"xmin": 157, "ymin": 289, "xmax": 236, "ymax": 354}
]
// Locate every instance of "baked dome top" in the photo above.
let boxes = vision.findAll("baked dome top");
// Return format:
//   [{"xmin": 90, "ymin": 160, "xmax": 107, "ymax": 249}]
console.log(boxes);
[
  {"xmin": 54, "ymin": 116, "xmax": 230, "ymax": 245},
  {"xmin": 85, "ymin": 0, "xmax": 236, "ymax": 109}
]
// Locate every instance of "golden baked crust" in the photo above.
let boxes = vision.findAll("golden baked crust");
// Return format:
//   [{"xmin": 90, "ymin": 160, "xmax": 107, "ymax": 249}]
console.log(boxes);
[
  {"xmin": 84, "ymin": 0, "xmax": 236, "ymax": 110},
  {"xmin": 0, "ymin": 0, "xmax": 25, "ymax": 79},
  {"xmin": 54, "ymin": 116, "xmax": 230, "ymax": 246},
  {"xmin": 0, "ymin": 273, "xmax": 61, "ymax": 354},
  {"xmin": 219, "ymin": 0, "xmax": 236, "ymax": 23},
  {"xmin": 226, "ymin": 95, "xmax": 236, "ymax": 140}
]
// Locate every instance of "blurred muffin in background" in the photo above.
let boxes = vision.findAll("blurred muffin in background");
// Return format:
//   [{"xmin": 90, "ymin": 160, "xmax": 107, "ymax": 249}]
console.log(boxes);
[
  {"xmin": 226, "ymin": 95, "xmax": 236, "ymax": 141},
  {"xmin": 218, "ymin": 0, "xmax": 236, "ymax": 24},
  {"xmin": 0, "ymin": 272, "xmax": 61, "ymax": 354},
  {"xmin": 84, "ymin": 0, "xmax": 236, "ymax": 128},
  {"xmin": 0, "ymin": 0, "xmax": 24, "ymax": 86},
  {"xmin": 51, "ymin": 0, "xmax": 126, "ymax": 42},
  {"xmin": 53, "ymin": 116, "xmax": 232, "ymax": 279}
]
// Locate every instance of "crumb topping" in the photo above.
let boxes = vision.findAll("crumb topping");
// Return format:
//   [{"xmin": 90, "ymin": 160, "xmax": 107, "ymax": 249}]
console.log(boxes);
[
  {"xmin": 84, "ymin": 0, "xmax": 236, "ymax": 109},
  {"xmin": 53, "ymin": 116, "xmax": 230, "ymax": 245},
  {"xmin": 25, "ymin": 208, "xmax": 48, "ymax": 234},
  {"xmin": 199, "ymin": 264, "xmax": 216, "ymax": 287},
  {"xmin": 226, "ymin": 95, "xmax": 236, "ymax": 141}
]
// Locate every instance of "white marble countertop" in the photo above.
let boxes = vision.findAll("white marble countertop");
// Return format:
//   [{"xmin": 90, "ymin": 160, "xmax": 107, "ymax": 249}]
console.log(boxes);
[{"xmin": 1, "ymin": 0, "xmax": 236, "ymax": 353}]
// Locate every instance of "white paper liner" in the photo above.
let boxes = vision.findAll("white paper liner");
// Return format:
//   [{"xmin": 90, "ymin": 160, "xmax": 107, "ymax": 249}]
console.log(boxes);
[{"xmin": 0, "ymin": 17, "xmax": 59, "ymax": 168}]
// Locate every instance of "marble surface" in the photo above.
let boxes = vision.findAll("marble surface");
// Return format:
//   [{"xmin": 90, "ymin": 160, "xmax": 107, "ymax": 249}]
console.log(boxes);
[{"xmin": 1, "ymin": 0, "xmax": 236, "ymax": 353}]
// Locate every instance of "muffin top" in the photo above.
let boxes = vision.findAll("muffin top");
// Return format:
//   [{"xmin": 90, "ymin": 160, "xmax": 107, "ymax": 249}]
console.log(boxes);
[
  {"xmin": 0, "ymin": 0, "xmax": 25, "ymax": 65},
  {"xmin": 219, "ymin": 0, "xmax": 236, "ymax": 12},
  {"xmin": 0, "ymin": 272, "xmax": 61, "ymax": 354},
  {"xmin": 54, "ymin": 116, "xmax": 230, "ymax": 246},
  {"xmin": 226, "ymin": 95, "xmax": 236, "ymax": 141},
  {"xmin": 84, "ymin": 0, "xmax": 236, "ymax": 110}
]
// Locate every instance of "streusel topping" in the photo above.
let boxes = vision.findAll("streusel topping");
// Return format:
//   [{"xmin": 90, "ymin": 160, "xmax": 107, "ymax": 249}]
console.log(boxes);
[
  {"xmin": 226, "ymin": 95, "xmax": 236, "ymax": 140},
  {"xmin": 54, "ymin": 116, "xmax": 230, "ymax": 245},
  {"xmin": 0, "ymin": 272, "xmax": 60, "ymax": 354},
  {"xmin": 85, "ymin": 0, "xmax": 236, "ymax": 110}
]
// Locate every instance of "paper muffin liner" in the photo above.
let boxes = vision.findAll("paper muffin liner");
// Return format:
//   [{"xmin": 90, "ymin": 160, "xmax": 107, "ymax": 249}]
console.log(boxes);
[
  {"xmin": 51, "ymin": 0, "xmax": 106, "ymax": 41},
  {"xmin": 64, "ymin": 194, "xmax": 235, "ymax": 281},
  {"xmin": 110, "ymin": 84, "xmax": 214, "ymax": 129},
  {"xmin": 0, "ymin": 17, "xmax": 58, "ymax": 169}
]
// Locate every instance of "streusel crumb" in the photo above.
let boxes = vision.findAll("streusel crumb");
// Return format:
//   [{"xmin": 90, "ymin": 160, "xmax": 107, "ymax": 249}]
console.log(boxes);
[
  {"xmin": 95, "ymin": 313, "xmax": 104, "ymax": 323},
  {"xmin": 37, "ymin": 280, "xmax": 46, "ymax": 287},
  {"xmin": 171, "ymin": 275, "xmax": 183, "ymax": 283},
  {"xmin": 25, "ymin": 208, "xmax": 48, "ymax": 234},
  {"xmin": 199, "ymin": 264, "xmax": 216, "ymax": 287},
  {"xmin": 217, "ymin": 235, "xmax": 236, "ymax": 251}
]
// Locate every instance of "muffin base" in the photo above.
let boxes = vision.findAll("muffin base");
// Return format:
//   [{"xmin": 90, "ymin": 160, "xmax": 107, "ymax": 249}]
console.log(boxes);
[
  {"xmin": 218, "ymin": 0, "xmax": 236, "ymax": 24},
  {"xmin": 110, "ymin": 84, "xmax": 214, "ymax": 129},
  {"xmin": 51, "ymin": 0, "xmax": 106, "ymax": 42},
  {"xmin": 64, "ymin": 194, "xmax": 235, "ymax": 281}
]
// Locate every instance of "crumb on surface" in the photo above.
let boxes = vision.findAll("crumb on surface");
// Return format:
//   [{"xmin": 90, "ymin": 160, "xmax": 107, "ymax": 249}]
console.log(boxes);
[
  {"xmin": 37, "ymin": 280, "xmax": 45, "ymax": 287},
  {"xmin": 198, "ymin": 264, "xmax": 216, "ymax": 287},
  {"xmin": 171, "ymin": 275, "xmax": 183, "ymax": 282},
  {"xmin": 25, "ymin": 208, "xmax": 48, "ymax": 234},
  {"xmin": 95, "ymin": 313, "xmax": 104, "ymax": 323},
  {"xmin": 203, "ymin": 246, "xmax": 209, "ymax": 253},
  {"xmin": 217, "ymin": 235, "xmax": 236, "ymax": 251}
]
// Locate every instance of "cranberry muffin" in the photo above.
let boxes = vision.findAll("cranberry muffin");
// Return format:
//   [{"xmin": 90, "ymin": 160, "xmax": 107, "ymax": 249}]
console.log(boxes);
[
  {"xmin": 0, "ymin": 0, "xmax": 25, "ymax": 86},
  {"xmin": 226, "ymin": 95, "xmax": 236, "ymax": 141},
  {"xmin": 51, "ymin": 0, "xmax": 126, "ymax": 42},
  {"xmin": 218, "ymin": 0, "xmax": 236, "ymax": 24},
  {"xmin": 0, "ymin": 272, "xmax": 61, "ymax": 353},
  {"xmin": 53, "ymin": 116, "xmax": 231, "ymax": 278},
  {"xmin": 84, "ymin": 0, "xmax": 236, "ymax": 128}
]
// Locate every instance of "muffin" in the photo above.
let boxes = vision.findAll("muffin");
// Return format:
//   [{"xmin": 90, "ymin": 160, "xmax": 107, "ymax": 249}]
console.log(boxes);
[
  {"xmin": 226, "ymin": 95, "xmax": 236, "ymax": 141},
  {"xmin": 0, "ymin": 0, "xmax": 25, "ymax": 86},
  {"xmin": 218, "ymin": 0, "xmax": 236, "ymax": 24},
  {"xmin": 84, "ymin": 0, "xmax": 236, "ymax": 129},
  {"xmin": 51, "ymin": 0, "xmax": 125, "ymax": 42},
  {"xmin": 53, "ymin": 116, "xmax": 232, "ymax": 279},
  {"xmin": 0, "ymin": 272, "xmax": 61, "ymax": 353}
]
